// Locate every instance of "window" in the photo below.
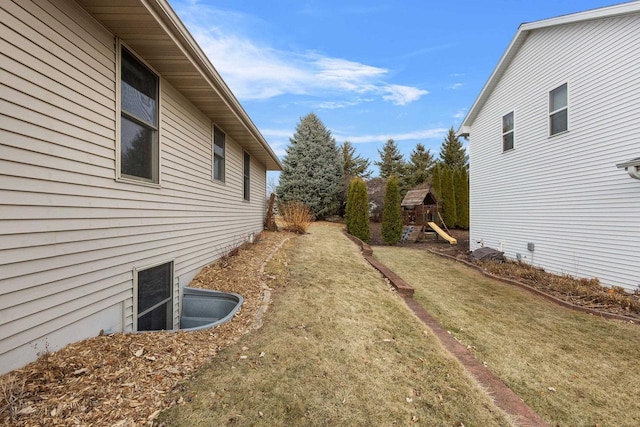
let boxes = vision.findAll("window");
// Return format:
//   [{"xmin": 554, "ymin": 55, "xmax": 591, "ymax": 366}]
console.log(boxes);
[
  {"xmin": 213, "ymin": 126, "xmax": 225, "ymax": 181},
  {"xmin": 120, "ymin": 46, "xmax": 159, "ymax": 183},
  {"xmin": 549, "ymin": 83, "xmax": 568, "ymax": 136},
  {"xmin": 135, "ymin": 262, "xmax": 173, "ymax": 331},
  {"xmin": 502, "ymin": 111, "xmax": 514, "ymax": 151},
  {"xmin": 243, "ymin": 151, "xmax": 250, "ymax": 201}
]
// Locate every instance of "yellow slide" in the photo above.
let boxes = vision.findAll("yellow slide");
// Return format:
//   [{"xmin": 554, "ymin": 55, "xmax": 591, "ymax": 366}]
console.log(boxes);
[{"xmin": 427, "ymin": 222, "xmax": 457, "ymax": 245}]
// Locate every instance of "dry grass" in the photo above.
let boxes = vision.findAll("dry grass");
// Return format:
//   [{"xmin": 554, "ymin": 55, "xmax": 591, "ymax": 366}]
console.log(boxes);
[
  {"xmin": 278, "ymin": 202, "xmax": 312, "ymax": 233},
  {"xmin": 373, "ymin": 246, "xmax": 640, "ymax": 426},
  {"xmin": 158, "ymin": 222, "xmax": 513, "ymax": 426}
]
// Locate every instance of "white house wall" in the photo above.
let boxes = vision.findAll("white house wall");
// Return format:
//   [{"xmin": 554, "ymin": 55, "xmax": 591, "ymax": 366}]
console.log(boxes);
[
  {"xmin": 469, "ymin": 13, "xmax": 640, "ymax": 292},
  {"xmin": 0, "ymin": 0, "xmax": 268, "ymax": 374}
]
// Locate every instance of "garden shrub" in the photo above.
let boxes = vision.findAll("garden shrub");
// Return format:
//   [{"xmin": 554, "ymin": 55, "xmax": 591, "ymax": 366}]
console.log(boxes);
[
  {"xmin": 381, "ymin": 175, "xmax": 403, "ymax": 245},
  {"xmin": 345, "ymin": 177, "xmax": 370, "ymax": 243},
  {"xmin": 279, "ymin": 202, "xmax": 312, "ymax": 234}
]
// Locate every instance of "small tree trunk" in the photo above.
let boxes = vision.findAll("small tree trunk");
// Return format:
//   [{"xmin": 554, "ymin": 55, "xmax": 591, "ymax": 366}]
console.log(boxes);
[{"xmin": 264, "ymin": 193, "xmax": 278, "ymax": 231}]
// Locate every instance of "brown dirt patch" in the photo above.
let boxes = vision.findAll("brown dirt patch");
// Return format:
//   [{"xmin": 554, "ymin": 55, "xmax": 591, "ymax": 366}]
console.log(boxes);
[{"xmin": 0, "ymin": 231, "xmax": 296, "ymax": 426}]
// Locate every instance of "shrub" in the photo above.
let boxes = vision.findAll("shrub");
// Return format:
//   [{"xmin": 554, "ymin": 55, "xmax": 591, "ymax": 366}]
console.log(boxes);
[
  {"xmin": 440, "ymin": 165, "xmax": 457, "ymax": 228},
  {"xmin": 279, "ymin": 202, "xmax": 312, "ymax": 234},
  {"xmin": 345, "ymin": 177, "xmax": 370, "ymax": 243},
  {"xmin": 455, "ymin": 167, "xmax": 469, "ymax": 229},
  {"xmin": 381, "ymin": 175, "xmax": 403, "ymax": 245}
]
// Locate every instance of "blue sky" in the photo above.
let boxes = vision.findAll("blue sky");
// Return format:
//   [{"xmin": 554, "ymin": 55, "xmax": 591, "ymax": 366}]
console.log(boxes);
[{"xmin": 169, "ymin": 0, "xmax": 626, "ymax": 178}]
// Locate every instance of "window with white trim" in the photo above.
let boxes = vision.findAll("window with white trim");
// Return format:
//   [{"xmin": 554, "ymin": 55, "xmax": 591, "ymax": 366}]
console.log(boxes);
[
  {"xmin": 120, "ymin": 46, "xmax": 159, "ymax": 183},
  {"xmin": 213, "ymin": 125, "xmax": 225, "ymax": 182},
  {"xmin": 135, "ymin": 261, "xmax": 173, "ymax": 331},
  {"xmin": 549, "ymin": 83, "xmax": 568, "ymax": 136},
  {"xmin": 502, "ymin": 111, "xmax": 514, "ymax": 151},
  {"xmin": 243, "ymin": 151, "xmax": 250, "ymax": 201}
]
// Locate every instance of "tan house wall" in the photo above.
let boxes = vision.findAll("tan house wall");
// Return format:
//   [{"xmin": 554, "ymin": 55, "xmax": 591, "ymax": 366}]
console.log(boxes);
[{"xmin": 0, "ymin": 0, "xmax": 269, "ymax": 373}]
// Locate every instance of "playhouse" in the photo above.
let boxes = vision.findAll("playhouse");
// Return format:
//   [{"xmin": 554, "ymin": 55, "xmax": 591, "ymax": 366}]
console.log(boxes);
[
  {"xmin": 400, "ymin": 186, "xmax": 457, "ymax": 244},
  {"xmin": 401, "ymin": 186, "xmax": 439, "ymax": 226}
]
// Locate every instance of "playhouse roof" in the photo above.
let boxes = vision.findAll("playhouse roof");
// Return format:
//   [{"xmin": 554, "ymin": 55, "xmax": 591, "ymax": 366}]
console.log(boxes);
[{"xmin": 401, "ymin": 186, "xmax": 438, "ymax": 208}]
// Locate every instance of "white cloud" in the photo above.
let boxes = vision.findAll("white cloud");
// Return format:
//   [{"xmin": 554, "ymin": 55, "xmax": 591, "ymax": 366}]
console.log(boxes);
[
  {"xmin": 382, "ymin": 85, "xmax": 429, "ymax": 106},
  {"xmin": 174, "ymin": 3, "xmax": 428, "ymax": 106},
  {"xmin": 454, "ymin": 109, "xmax": 466, "ymax": 119},
  {"xmin": 336, "ymin": 127, "xmax": 448, "ymax": 144},
  {"xmin": 449, "ymin": 83, "xmax": 464, "ymax": 90},
  {"xmin": 315, "ymin": 100, "xmax": 362, "ymax": 110}
]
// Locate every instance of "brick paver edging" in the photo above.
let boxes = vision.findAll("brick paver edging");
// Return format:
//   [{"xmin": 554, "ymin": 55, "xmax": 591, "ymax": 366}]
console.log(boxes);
[
  {"xmin": 343, "ymin": 230, "xmax": 549, "ymax": 427},
  {"xmin": 429, "ymin": 250, "xmax": 638, "ymax": 324}
]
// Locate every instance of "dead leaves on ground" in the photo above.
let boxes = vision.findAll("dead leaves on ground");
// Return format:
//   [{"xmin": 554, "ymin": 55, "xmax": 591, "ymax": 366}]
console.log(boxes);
[{"xmin": 0, "ymin": 231, "xmax": 295, "ymax": 426}]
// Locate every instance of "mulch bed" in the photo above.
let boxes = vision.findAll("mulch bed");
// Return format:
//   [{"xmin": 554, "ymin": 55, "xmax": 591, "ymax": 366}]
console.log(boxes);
[{"xmin": 0, "ymin": 231, "xmax": 295, "ymax": 426}]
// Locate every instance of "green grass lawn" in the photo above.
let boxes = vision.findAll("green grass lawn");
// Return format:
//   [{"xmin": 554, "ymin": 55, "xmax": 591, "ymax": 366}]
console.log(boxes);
[
  {"xmin": 158, "ymin": 223, "xmax": 512, "ymax": 426},
  {"xmin": 373, "ymin": 246, "xmax": 640, "ymax": 426}
]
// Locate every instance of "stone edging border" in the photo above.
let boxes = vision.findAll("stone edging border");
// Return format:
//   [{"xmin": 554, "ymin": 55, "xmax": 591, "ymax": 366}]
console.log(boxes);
[
  {"xmin": 343, "ymin": 230, "xmax": 549, "ymax": 427},
  {"xmin": 343, "ymin": 232, "xmax": 414, "ymax": 297},
  {"xmin": 253, "ymin": 236, "xmax": 295, "ymax": 330},
  {"xmin": 428, "ymin": 249, "xmax": 638, "ymax": 324}
]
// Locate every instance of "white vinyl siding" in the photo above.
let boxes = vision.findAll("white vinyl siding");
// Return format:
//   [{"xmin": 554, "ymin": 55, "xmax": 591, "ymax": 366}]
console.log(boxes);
[
  {"xmin": 0, "ymin": 0, "xmax": 269, "ymax": 373},
  {"xmin": 468, "ymin": 14, "xmax": 640, "ymax": 291}
]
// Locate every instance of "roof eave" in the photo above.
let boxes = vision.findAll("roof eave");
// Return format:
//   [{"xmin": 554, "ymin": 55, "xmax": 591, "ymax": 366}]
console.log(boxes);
[{"xmin": 147, "ymin": 0, "xmax": 283, "ymax": 170}]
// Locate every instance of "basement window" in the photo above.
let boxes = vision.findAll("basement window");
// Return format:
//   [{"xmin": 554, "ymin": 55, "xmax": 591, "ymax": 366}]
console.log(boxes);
[{"xmin": 135, "ymin": 261, "xmax": 173, "ymax": 331}]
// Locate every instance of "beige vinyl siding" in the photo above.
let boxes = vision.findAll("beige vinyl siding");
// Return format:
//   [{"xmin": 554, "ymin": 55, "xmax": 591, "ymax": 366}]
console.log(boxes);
[
  {"xmin": 469, "ymin": 14, "xmax": 640, "ymax": 291},
  {"xmin": 0, "ymin": 0, "xmax": 269, "ymax": 373}
]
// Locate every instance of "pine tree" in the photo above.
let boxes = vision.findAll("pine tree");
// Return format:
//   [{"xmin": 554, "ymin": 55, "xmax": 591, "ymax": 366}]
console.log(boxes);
[
  {"xmin": 277, "ymin": 113, "xmax": 344, "ymax": 219},
  {"xmin": 439, "ymin": 127, "xmax": 468, "ymax": 169},
  {"xmin": 456, "ymin": 167, "xmax": 470, "ymax": 229},
  {"xmin": 440, "ymin": 166, "xmax": 457, "ymax": 228},
  {"xmin": 345, "ymin": 177, "xmax": 370, "ymax": 243},
  {"xmin": 406, "ymin": 143, "xmax": 435, "ymax": 188},
  {"xmin": 341, "ymin": 141, "xmax": 372, "ymax": 180},
  {"xmin": 382, "ymin": 175, "xmax": 403, "ymax": 245},
  {"xmin": 374, "ymin": 139, "xmax": 405, "ymax": 179}
]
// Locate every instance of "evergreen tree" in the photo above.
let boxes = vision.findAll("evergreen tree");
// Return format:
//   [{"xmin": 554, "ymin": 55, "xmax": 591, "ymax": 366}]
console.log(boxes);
[
  {"xmin": 366, "ymin": 177, "xmax": 386, "ymax": 222},
  {"xmin": 277, "ymin": 113, "xmax": 343, "ymax": 219},
  {"xmin": 375, "ymin": 139, "xmax": 405, "ymax": 179},
  {"xmin": 345, "ymin": 177, "xmax": 370, "ymax": 243},
  {"xmin": 381, "ymin": 175, "xmax": 403, "ymax": 245},
  {"xmin": 406, "ymin": 143, "xmax": 435, "ymax": 188},
  {"xmin": 456, "ymin": 167, "xmax": 470, "ymax": 229},
  {"xmin": 341, "ymin": 141, "xmax": 372, "ymax": 179},
  {"xmin": 440, "ymin": 166, "xmax": 457, "ymax": 228},
  {"xmin": 439, "ymin": 127, "xmax": 468, "ymax": 169},
  {"xmin": 431, "ymin": 163, "xmax": 442, "ymax": 200}
]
